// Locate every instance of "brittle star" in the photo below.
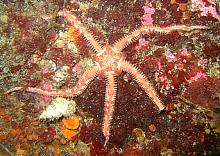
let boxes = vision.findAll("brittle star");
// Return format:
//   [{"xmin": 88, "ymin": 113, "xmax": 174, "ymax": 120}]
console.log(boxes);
[{"xmin": 6, "ymin": 10, "xmax": 207, "ymax": 146}]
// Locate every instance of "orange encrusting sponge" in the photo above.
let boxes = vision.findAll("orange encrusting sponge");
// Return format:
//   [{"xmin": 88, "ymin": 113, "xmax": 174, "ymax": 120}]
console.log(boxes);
[
  {"xmin": 68, "ymin": 25, "xmax": 80, "ymax": 42},
  {"xmin": 62, "ymin": 115, "xmax": 80, "ymax": 140}
]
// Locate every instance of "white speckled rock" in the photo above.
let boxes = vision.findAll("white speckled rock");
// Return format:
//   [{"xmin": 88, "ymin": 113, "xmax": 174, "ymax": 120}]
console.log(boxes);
[{"xmin": 39, "ymin": 97, "xmax": 76, "ymax": 120}]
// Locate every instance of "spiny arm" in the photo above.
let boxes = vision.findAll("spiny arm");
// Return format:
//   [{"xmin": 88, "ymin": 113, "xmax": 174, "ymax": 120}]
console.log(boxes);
[
  {"xmin": 113, "ymin": 25, "xmax": 208, "ymax": 52},
  {"xmin": 121, "ymin": 60, "xmax": 165, "ymax": 111},
  {"xmin": 6, "ymin": 66, "xmax": 100, "ymax": 97},
  {"xmin": 58, "ymin": 10, "xmax": 103, "ymax": 53},
  {"xmin": 103, "ymin": 72, "xmax": 117, "ymax": 146}
]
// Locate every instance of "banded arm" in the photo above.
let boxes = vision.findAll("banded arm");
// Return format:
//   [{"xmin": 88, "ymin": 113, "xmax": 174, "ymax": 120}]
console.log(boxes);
[
  {"xmin": 121, "ymin": 60, "xmax": 165, "ymax": 111},
  {"xmin": 58, "ymin": 10, "xmax": 103, "ymax": 53},
  {"xmin": 113, "ymin": 25, "xmax": 208, "ymax": 52},
  {"xmin": 103, "ymin": 72, "xmax": 117, "ymax": 146},
  {"xmin": 6, "ymin": 66, "xmax": 100, "ymax": 97}
]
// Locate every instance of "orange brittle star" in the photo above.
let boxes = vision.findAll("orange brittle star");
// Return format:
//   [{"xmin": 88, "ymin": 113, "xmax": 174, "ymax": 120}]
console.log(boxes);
[{"xmin": 6, "ymin": 10, "xmax": 207, "ymax": 146}]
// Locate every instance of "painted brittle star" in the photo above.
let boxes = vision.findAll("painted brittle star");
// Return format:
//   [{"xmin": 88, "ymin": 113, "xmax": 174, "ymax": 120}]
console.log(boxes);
[{"xmin": 6, "ymin": 10, "xmax": 207, "ymax": 146}]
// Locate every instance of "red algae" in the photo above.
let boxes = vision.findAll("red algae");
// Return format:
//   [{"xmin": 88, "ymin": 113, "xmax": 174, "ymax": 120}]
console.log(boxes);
[
  {"xmin": 10, "ymin": 14, "xmax": 31, "ymax": 37},
  {"xmin": 49, "ymin": 47, "xmax": 77, "ymax": 65},
  {"xmin": 40, "ymin": 127, "xmax": 57, "ymax": 144},
  {"xmin": 203, "ymin": 43, "xmax": 220, "ymax": 59},
  {"xmin": 183, "ymin": 78, "xmax": 220, "ymax": 109}
]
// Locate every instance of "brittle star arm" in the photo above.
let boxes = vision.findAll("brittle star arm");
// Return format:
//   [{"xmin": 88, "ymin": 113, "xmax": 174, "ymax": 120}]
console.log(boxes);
[
  {"xmin": 113, "ymin": 25, "xmax": 208, "ymax": 52},
  {"xmin": 58, "ymin": 10, "xmax": 103, "ymax": 53},
  {"xmin": 121, "ymin": 60, "xmax": 165, "ymax": 111},
  {"xmin": 103, "ymin": 72, "xmax": 117, "ymax": 146},
  {"xmin": 6, "ymin": 66, "xmax": 100, "ymax": 97}
]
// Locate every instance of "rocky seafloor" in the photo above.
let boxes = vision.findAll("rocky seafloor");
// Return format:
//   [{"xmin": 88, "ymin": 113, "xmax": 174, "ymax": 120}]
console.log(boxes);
[{"xmin": 0, "ymin": 0, "xmax": 219, "ymax": 155}]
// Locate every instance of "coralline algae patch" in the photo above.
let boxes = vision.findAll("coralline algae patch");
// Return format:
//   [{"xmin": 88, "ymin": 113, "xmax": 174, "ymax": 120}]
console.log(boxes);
[{"xmin": 151, "ymin": 47, "xmax": 209, "ymax": 95}]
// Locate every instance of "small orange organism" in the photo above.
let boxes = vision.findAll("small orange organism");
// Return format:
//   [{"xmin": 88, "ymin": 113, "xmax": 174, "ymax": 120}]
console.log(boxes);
[
  {"xmin": 62, "ymin": 115, "xmax": 80, "ymax": 130},
  {"xmin": 62, "ymin": 129, "xmax": 78, "ymax": 140},
  {"xmin": 62, "ymin": 115, "xmax": 80, "ymax": 140},
  {"xmin": 68, "ymin": 25, "xmax": 80, "ymax": 42}
]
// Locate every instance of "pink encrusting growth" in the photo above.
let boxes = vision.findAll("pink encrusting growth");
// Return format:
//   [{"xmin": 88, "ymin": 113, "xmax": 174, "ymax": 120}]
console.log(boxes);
[
  {"xmin": 191, "ymin": 0, "xmax": 220, "ymax": 21},
  {"xmin": 135, "ymin": 38, "xmax": 149, "ymax": 50},
  {"xmin": 40, "ymin": 81, "xmax": 53, "ymax": 104},
  {"xmin": 185, "ymin": 70, "xmax": 207, "ymax": 84},
  {"xmin": 165, "ymin": 51, "xmax": 178, "ymax": 61},
  {"xmin": 141, "ymin": 3, "xmax": 155, "ymax": 25},
  {"xmin": 155, "ymin": 47, "xmax": 209, "ymax": 93},
  {"xmin": 72, "ymin": 63, "xmax": 82, "ymax": 76},
  {"xmin": 6, "ymin": 9, "xmax": 208, "ymax": 146}
]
